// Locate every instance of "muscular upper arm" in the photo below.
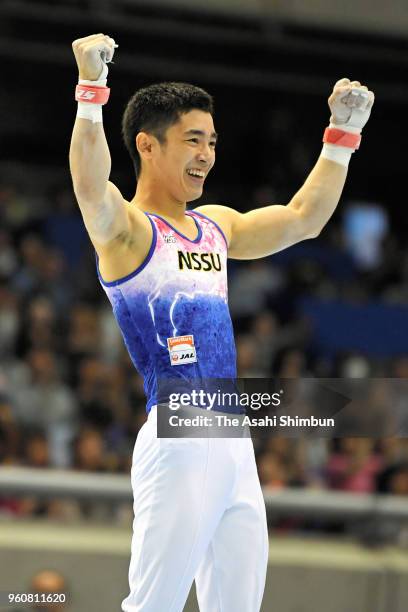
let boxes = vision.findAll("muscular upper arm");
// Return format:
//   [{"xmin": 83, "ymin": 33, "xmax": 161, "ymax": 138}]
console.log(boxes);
[{"xmin": 195, "ymin": 203, "xmax": 311, "ymax": 260}]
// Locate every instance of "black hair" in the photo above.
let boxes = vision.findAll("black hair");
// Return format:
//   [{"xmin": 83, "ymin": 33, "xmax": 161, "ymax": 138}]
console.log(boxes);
[{"xmin": 122, "ymin": 82, "xmax": 214, "ymax": 179}]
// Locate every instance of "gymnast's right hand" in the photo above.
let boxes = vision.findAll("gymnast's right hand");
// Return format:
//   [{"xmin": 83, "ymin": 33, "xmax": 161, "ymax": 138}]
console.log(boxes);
[{"xmin": 72, "ymin": 33, "xmax": 117, "ymax": 81}]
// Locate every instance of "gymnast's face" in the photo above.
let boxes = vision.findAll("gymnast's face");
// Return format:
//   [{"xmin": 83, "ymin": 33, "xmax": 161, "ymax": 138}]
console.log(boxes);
[{"xmin": 153, "ymin": 109, "xmax": 217, "ymax": 203}]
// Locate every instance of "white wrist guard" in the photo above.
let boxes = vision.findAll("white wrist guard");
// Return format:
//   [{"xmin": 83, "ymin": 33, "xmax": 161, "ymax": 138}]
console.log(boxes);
[
  {"xmin": 76, "ymin": 63, "xmax": 109, "ymax": 124},
  {"xmin": 321, "ymin": 143, "xmax": 353, "ymax": 167}
]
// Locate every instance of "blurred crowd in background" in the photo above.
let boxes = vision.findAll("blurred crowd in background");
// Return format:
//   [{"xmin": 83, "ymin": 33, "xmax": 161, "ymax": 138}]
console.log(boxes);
[{"xmin": 1, "ymin": 166, "xmax": 408, "ymax": 533}]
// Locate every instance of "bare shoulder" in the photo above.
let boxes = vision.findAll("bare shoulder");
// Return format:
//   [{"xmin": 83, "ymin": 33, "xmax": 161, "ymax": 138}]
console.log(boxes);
[
  {"xmin": 94, "ymin": 199, "xmax": 153, "ymax": 283},
  {"xmin": 193, "ymin": 204, "xmax": 241, "ymax": 247}
]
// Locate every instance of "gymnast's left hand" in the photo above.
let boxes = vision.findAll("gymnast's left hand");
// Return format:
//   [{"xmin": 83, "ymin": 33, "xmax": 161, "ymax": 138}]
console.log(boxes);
[{"xmin": 328, "ymin": 78, "xmax": 375, "ymax": 130}]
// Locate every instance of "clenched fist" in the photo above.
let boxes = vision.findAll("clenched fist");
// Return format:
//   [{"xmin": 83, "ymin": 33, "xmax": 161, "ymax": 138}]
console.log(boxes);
[
  {"xmin": 72, "ymin": 33, "xmax": 117, "ymax": 81},
  {"xmin": 328, "ymin": 78, "xmax": 375, "ymax": 130}
]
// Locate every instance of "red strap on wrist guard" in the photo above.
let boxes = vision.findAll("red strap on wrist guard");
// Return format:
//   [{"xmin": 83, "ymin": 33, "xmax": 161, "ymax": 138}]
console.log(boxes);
[
  {"xmin": 75, "ymin": 84, "xmax": 110, "ymax": 105},
  {"xmin": 323, "ymin": 127, "xmax": 361, "ymax": 150}
]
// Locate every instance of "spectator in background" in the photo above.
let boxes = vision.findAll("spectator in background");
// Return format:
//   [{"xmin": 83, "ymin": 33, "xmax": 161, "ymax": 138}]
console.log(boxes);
[
  {"xmin": 228, "ymin": 259, "xmax": 284, "ymax": 331},
  {"xmin": 75, "ymin": 357, "xmax": 133, "ymax": 455},
  {"xmin": 377, "ymin": 460, "xmax": 408, "ymax": 495},
  {"xmin": 0, "ymin": 182, "xmax": 39, "ymax": 230},
  {"xmin": 378, "ymin": 438, "xmax": 408, "ymax": 466},
  {"xmin": 342, "ymin": 201, "xmax": 389, "ymax": 271},
  {"xmin": 67, "ymin": 303, "xmax": 101, "ymax": 362},
  {"xmin": 249, "ymin": 311, "xmax": 278, "ymax": 372},
  {"xmin": 275, "ymin": 348, "xmax": 309, "ymax": 377},
  {"xmin": 71, "ymin": 428, "xmax": 117, "ymax": 520},
  {"xmin": 12, "ymin": 234, "xmax": 46, "ymax": 297},
  {"xmin": 75, "ymin": 357, "xmax": 113, "ymax": 428},
  {"xmin": 263, "ymin": 437, "xmax": 305, "ymax": 487},
  {"xmin": 258, "ymin": 451, "xmax": 287, "ymax": 491},
  {"xmin": 0, "ymin": 393, "xmax": 22, "ymax": 516},
  {"xmin": 326, "ymin": 438, "xmax": 383, "ymax": 493},
  {"xmin": 16, "ymin": 428, "xmax": 81, "ymax": 521},
  {"xmin": 0, "ymin": 283, "xmax": 19, "ymax": 359},
  {"xmin": 30, "ymin": 569, "xmax": 68, "ymax": 610},
  {"xmin": 98, "ymin": 303, "xmax": 124, "ymax": 363},
  {"xmin": 250, "ymin": 311, "xmax": 309, "ymax": 376},
  {"xmin": 376, "ymin": 438, "xmax": 408, "ymax": 495},
  {"xmin": 0, "ymin": 394, "xmax": 20, "ymax": 465},
  {"xmin": 389, "ymin": 358, "xmax": 408, "ymax": 435},
  {"xmin": 22, "ymin": 429, "xmax": 50, "ymax": 468},
  {"xmin": 42, "ymin": 186, "xmax": 87, "ymax": 268},
  {"xmin": 382, "ymin": 247, "xmax": 408, "ymax": 304},
  {"xmin": 37, "ymin": 248, "xmax": 73, "ymax": 311},
  {"xmin": 17, "ymin": 430, "xmax": 53, "ymax": 519},
  {"xmin": 236, "ymin": 334, "xmax": 268, "ymax": 377},
  {"xmin": 338, "ymin": 353, "xmax": 371, "ymax": 378},
  {"xmin": 73, "ymin": 428, "xmax": 107, "ymax": 472},
  {"xmin": 298, "ymin": 438, "xmax": 330, "ymax": 489},
  {"xmin": 0, "ymin": 228, "xmax": 18, "ymax": 278},
  {"xmin": 16, "ymin": 296, "xmax": 58, "ymax": 355},
  {"xmin": 13, "ymin": 348, "xmax": 78, "ymax": 468}
]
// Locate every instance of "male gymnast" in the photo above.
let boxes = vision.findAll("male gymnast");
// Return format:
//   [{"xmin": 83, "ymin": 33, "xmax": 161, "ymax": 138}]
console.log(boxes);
[{"xmin": 70, "ymin": 33, "xmax": 374, "ymax": 612}]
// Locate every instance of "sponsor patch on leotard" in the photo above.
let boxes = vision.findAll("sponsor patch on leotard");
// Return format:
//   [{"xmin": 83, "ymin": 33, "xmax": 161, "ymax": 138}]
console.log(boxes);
[{"xmin": 167, "ymin": 335, "xmax": 197, "ymax": 365}]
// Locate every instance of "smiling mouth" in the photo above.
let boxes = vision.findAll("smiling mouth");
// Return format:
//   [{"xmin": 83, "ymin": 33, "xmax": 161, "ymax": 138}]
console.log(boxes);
[{"xmin": 186, "ymin": 169, "xmax": 205, "ymax": 182}]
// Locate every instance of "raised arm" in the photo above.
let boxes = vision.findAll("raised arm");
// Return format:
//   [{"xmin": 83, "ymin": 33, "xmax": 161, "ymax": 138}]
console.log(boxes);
[
  {"xmin": 196, "ymin": 78, "xmax": 375, "ymax": 260},
  {"xmin": 69, "ymin": 34, "xmax": 132, "ymax": 250}
]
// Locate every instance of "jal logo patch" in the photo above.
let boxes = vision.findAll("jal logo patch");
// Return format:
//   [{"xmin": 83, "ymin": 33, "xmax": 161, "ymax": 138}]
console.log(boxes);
[{"xmin": 167, "ymin": 335, "xmax": 197, "ymax": 365}]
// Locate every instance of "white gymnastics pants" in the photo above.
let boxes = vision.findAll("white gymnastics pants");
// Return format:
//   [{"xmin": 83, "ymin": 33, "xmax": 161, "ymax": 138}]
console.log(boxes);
[{"xmin": 121, "ymin": 406, "xmax": 268, "ymax": 612}]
